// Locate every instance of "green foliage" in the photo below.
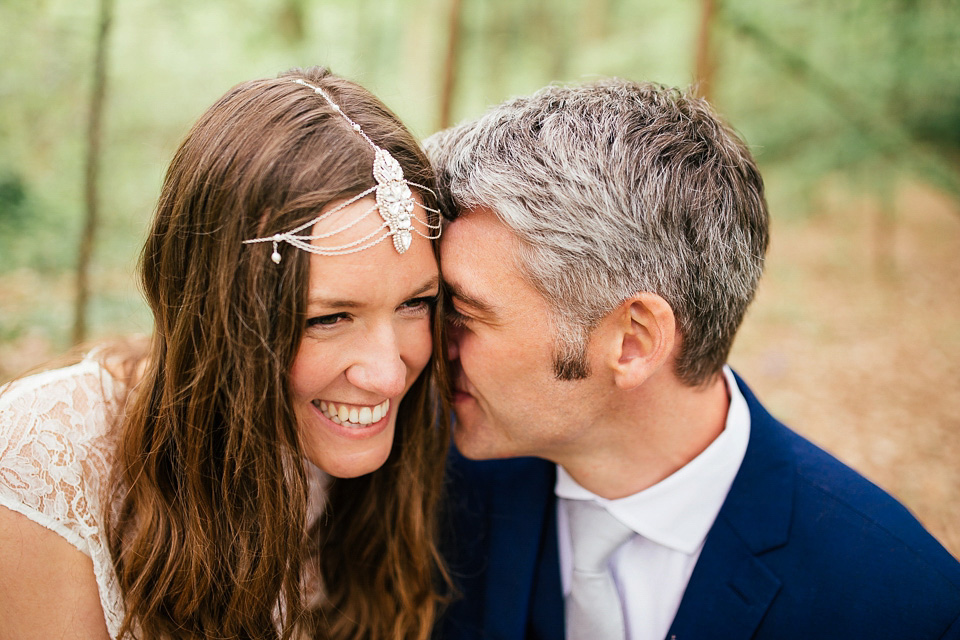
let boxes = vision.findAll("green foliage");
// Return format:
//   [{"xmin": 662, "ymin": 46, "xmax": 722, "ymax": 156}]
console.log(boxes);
[
  {"xmin": 714, "ymin": 0, "xmax": 960, "ymax": 214},
  {"xmin": 0, "ymin": 0, "xmax": 957, "ymax": 348},
  {"xmin": 0, "ymin": 173, "xmax": 28, "ymax": 228}
]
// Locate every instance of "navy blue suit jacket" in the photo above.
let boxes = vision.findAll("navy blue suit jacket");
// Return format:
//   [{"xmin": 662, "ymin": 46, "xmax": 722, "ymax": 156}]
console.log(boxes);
[{"xmin": 437, "ymin": 375, "xmax": 960, "ymax": 639}]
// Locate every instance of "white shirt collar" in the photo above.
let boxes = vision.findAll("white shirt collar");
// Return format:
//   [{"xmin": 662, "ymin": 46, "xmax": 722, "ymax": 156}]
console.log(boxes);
[{"xmin": 555, "ymin": 366, "xmax": 750, "ymax": 555}]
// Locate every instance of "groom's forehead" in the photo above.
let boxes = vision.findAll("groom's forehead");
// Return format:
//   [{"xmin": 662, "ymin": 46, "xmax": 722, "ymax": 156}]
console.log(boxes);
[
  {"xmin": 439, "ymin": 207, "xmax": 517, "ymax": 270},
  {"xmin": 439, "ymin": 234, "xmax": 505, "ymax": 311},
  {"xmin": 440, "ymin": 208, "xmax": 535, "ymax": 308}
]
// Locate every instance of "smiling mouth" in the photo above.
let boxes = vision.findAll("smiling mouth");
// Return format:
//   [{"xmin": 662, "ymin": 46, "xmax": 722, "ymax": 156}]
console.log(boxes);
[{"xmin": 313, "ymin": 399, "xmax": 391, "ymax": 428}]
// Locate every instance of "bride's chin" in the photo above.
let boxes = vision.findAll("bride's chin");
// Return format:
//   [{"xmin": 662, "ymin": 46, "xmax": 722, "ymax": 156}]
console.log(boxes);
[{"xmin": 296, "ymin": 403, "xmax": 397, "ymax": 477}]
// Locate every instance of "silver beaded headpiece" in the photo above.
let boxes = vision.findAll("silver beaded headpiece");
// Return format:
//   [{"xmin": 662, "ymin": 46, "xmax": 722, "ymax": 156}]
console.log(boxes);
[{"xmin": 243, "ymin": 78, "xmax": 441, "ymax": 262}]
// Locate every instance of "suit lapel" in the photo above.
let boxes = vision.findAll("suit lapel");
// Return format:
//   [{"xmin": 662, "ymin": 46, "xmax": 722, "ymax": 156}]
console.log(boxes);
[
  {"xmin": 667, "ymin": 518, "xmax": 782, "ymax": 639},
  {"xmin": 667, "ymin": 374, "xmax": 794, "ymax": 640},
  {"xmin": 528, "ymin": 492, "xmax": 564, "ymax": 640},
  {"xmin": 482, "ymin": 458, "xmax": 558, "ymax": 640}
]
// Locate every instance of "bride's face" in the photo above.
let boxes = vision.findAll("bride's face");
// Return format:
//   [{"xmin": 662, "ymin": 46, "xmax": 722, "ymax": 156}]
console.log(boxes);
[{"xmin": 288, "ymin": 195, "xmax": 439, "ymax": 478}]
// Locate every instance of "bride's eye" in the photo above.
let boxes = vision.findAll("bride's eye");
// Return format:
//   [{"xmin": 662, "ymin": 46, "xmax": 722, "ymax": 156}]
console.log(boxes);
[
  {"xmin": 307, "ymin": 312, "xmax": 349, "ymax": 328},
  {"xmin": 399, "ymin": 295, "xmax": 438, "ymax": 316}
]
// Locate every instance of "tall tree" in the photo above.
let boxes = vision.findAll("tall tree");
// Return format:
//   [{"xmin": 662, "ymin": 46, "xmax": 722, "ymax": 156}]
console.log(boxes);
[
  {"xmin": 73, "ymin": 0, "xmax": 114, "ymax": 345},
  {"xmin": 438, "ymin": 0, "xmax": 465, "ymax": 129},
  {"xmin": 277, "ymin": 0, "xmax": 307, "ymax": 44},
  {"xmin": 694, "ymin": 0, "xmax": 718, "ymax": 101},
  {"xmin": 580, "ymin": 0, "xmax": 613, "ymax": 43}
]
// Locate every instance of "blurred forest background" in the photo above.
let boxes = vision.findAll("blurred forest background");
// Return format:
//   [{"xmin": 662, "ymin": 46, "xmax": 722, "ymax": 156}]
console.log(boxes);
[{"xmin": 1, "ymin": 0, "xmax": 958, "ymax": 556}]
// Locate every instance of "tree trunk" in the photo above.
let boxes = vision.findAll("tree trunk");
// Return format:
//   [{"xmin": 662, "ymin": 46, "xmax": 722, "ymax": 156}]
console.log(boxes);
[
  {"xmin": 873, "ymin": 181, "xmax": 897, "ymax": 279},
  {"xmin": 73, "ymin": 0, "xmax": 114, "ymax": 345},
  {"xmin": 438, "ymin": 0, "xmax": 464, "ymax": 130},
  {"xmin": 872, "ymin": 0, "xmax": 916, "ymax": 278},
  {"xmin": 277, "ymin": 0, "xmax": 306, "ymax": 44},
  {"xmin": 694, "ymin": 0, "xmax": 717, "ymax": 101},
  {"xmin": 580, "ymin": 0, "xmax": 612, "ymax": 43}
]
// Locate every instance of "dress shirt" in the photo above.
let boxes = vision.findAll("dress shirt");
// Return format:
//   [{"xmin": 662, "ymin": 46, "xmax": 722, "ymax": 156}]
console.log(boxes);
[{"xmin": 555, "ymin": 366, "xmax": 750, "ymax": 640}]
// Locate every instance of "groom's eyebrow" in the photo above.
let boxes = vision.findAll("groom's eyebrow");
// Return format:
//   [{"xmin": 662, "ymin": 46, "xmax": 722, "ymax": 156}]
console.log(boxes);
[{"xmin": 444, "ymin": 281, "xmax": 496, "ymax": 317}]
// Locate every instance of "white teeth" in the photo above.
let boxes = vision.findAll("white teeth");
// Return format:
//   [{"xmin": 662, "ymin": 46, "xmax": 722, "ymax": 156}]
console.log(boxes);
[{"xmin": 317, "ymin": 399, "xmax": 390, "ymax": 429}]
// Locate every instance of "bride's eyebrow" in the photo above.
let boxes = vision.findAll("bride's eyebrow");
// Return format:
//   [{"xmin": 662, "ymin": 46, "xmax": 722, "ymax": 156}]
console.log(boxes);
[
  {"xmin": 406, "ymin": 276, "xmax": 441, "ymax": 298},
  {"xmin": 307, "ymin": 276, "xmax": 440, "ymax": 309},
  {"xmin": 307, "ymin": 296, "xmax": 363, "ymax": 309}
]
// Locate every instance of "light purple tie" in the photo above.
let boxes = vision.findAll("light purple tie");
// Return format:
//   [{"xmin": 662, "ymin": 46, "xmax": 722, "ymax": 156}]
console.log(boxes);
[{"xmin": 564, "ymin": 499, "xmax": 635, "ymax": 640}]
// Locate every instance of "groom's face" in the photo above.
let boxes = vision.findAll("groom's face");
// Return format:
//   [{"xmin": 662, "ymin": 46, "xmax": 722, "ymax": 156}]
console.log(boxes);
[{"xmin": 440, "ymin": 208, "xmax": 602, "ymax": 462}]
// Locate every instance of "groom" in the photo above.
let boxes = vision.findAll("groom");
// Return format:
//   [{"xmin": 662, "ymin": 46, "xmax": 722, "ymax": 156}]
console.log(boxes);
[{"xmin": 426, "ymin": 79, "xmax": 960, "ymax": 640}]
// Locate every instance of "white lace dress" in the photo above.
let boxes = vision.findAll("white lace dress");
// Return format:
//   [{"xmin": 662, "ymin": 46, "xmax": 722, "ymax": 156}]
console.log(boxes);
[
  {"xmin": 0, "ymin": 355, "xmax": 125, "ymax": 636},
  {"xmin": 0, "ymin": 355, "xmax": 331, "ymax": 638}
]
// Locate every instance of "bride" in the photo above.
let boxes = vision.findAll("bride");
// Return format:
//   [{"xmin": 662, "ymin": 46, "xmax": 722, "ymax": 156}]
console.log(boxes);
[{"xmin": 0, "ymin": 67, "xmax": 450, "ymax": 640}]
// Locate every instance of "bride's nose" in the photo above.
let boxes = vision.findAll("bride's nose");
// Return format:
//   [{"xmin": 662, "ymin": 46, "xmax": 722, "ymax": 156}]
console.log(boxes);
[{"xmin": 344, "ymin": 325, "xmax": 407, "ymax": 398}]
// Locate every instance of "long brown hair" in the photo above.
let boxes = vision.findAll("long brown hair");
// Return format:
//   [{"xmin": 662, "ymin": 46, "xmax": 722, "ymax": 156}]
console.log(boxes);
[{"xmin": 105, "ymin": 67, "xmax": 450, "ymax": 639}]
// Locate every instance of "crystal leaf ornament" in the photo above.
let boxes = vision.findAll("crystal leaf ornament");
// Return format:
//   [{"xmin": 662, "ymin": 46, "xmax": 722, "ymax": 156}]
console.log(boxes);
[
  {"xmin": 374, "ymin": 148, "xmax": 416, "ymax": 254},
  {"xmin": 242, "ymin": 78, "xmax": 441, "ymax": 261}
]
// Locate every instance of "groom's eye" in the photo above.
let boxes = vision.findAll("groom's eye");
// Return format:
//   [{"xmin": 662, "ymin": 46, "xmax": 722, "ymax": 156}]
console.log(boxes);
[{"xmin": 446, "ymin": 308, "xmax": 470, "ymax": 328}]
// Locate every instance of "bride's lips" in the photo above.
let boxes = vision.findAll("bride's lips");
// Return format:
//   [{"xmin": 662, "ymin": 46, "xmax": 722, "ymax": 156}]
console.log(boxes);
[{"xmin": 309, "ymin": 398, "xmax": 391, "ymax": 439}]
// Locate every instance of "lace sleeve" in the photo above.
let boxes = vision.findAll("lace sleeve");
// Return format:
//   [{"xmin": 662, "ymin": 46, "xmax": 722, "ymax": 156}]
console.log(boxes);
[{"xmin": 0, "ymin": 358, "xmax": 126, "ymax": 638}]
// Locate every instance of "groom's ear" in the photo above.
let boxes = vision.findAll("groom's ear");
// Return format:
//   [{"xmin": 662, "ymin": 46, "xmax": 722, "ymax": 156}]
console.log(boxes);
[{"xmin": 601, "ymin": 292, "xmax": 676, "ymax": 390}]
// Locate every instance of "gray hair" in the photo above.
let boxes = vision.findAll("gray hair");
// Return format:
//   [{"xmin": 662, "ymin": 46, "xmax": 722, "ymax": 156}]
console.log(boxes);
[{"xmin": 425, "ymin": 79, "xmax": 769, "ymax": 386}]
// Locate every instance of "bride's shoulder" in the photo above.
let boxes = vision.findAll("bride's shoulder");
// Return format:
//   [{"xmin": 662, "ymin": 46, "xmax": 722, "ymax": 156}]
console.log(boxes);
[
  {"xmin": 0, "ymin": 349, "xmax": 130, "ymax": 639},
  {"xmin": 0, "ymin": 352, "xmax": 125, "ymax": 517},
  {"xmin": 0, "ymin": 354, "xmax": 123, "ymax": 440}
]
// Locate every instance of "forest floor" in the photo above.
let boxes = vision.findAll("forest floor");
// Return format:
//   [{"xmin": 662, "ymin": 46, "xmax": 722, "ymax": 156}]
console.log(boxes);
[
  {"xmin": 730, "ymin": 181, "xmax": 960, "ymax": 559},
  {"xmin": 2, "ymin": 181, "xmax": 958, "ymax": 559}
]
